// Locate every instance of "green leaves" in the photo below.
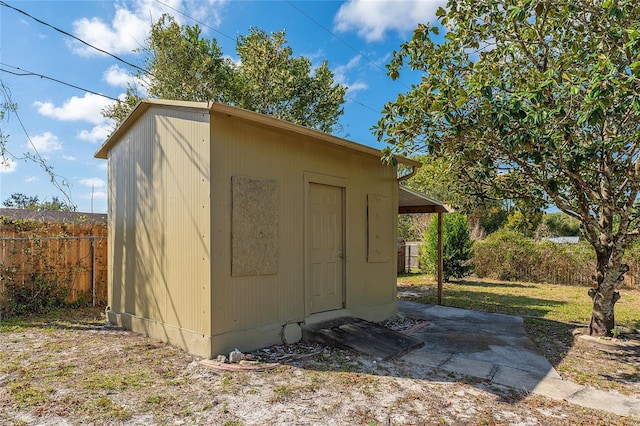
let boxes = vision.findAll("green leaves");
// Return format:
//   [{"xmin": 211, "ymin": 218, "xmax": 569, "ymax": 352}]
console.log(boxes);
[
  {"xmin": 102, "ymin": 17, "xmax": 346, "ymax": 134},
  {"xmin": 377, "ymin": 0, "xmax": 640, "ymax": 256}
]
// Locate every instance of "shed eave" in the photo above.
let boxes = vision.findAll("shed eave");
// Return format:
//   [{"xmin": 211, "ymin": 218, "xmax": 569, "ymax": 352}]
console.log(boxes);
[
  {"xmin": 94, "ymin": 99, "xmax": 418, "ymax": 167},
  {"xmin": 208, "ymin": 102, "xmax": 419, "ymax": 166},
  {"xmin": 94, "ymin": 99, "xmax": 210, "ymax": 159},
  {"xmin": 398, "ymin": 185, "xmax": 448, "ymax": 214}
]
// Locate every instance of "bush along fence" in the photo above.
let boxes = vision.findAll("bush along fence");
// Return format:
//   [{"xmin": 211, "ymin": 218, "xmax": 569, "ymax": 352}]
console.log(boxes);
[
  {"xmin": 472, "ymin": 230, "xmax": 639, "ymax": 289},
  {"xmin": 0, "ymin": 217, "xmax": 108, "ymax": 318},
  {"xmin": 406, "ymin": 229, "xmax": 640, "ymax": 290}
]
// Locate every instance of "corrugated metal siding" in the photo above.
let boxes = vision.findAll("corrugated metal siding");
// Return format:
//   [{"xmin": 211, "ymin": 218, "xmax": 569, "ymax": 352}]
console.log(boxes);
[
  {"xmin": 158, "ymin": 110, "xmax": 211, "ymax": 334},
  {"xmin": 210, "ymin": 113, "xmax": 397, "ymax": 335},
  {"xmin": 108, "ymin": 107, "xmax": 211, "ymax": 335}
]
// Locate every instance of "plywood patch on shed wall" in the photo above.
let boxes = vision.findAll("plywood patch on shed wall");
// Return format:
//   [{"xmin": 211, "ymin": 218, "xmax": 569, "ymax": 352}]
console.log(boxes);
[
  {"xmin": 367, "ymin": 194, "xmax": 392, "ymax": 263},
  {"xmin": 231, "ymin": 176, "xmax": 279, "ymax": 276}
]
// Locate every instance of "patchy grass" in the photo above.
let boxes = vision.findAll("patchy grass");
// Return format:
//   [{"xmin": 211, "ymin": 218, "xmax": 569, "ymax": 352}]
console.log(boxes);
[
  {"xmin": 397, "ymin": 273, "xmax": 640, "ymax": 328},
  {"xmin": 0, "ymin": 298, "xmax": 638, "ymax": 424}
]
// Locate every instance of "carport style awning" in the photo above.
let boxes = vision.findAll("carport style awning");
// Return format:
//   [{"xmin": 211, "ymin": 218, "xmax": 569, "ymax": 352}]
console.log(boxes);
[{"xmin": 398, "ymin": 186, "xmax": 448, "ymax": 214}]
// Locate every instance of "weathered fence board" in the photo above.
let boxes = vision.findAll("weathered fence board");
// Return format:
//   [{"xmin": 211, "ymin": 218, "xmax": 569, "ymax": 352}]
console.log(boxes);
[{"xmin": 0, "ymin": 221, "xmax": 108, "ymax": 307}]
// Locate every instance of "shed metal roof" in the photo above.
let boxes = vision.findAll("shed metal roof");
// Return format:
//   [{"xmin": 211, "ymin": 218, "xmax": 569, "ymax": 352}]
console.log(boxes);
[
  {"xmin": 398, "ymin": 186, "xmax": 448, "ymax": 214},
  {"xmin": 95, "ymin": 99, "xmax": 420, "ymax": 169},
  {"xmin": 95, "ymin": 99, "xmax": 447, "ymax": 214}
]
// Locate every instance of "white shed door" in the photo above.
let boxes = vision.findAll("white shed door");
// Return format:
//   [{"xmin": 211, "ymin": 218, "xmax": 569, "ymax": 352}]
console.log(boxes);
[{"xmin": 307, "ymin": 183, "xmax": 345, "ymax": 314}]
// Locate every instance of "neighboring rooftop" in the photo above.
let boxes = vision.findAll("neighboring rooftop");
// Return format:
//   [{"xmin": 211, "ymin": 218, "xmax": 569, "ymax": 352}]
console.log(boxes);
[{"xmin": 542, "ymin": 236, "xmax": 580, "ymax": 244}]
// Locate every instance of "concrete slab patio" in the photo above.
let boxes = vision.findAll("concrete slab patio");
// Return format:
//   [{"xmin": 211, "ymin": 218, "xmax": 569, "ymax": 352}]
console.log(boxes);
[
  {"xmin": 398, "ymin": 301, "xmax": 561, "ymax": 388},
  {"xmin": 300, "ymin": 300, "xmax": 640, "ymax": 417},
  {"xmin": 397, "ymin": 301, "xmax": 640, "ymax": 418}
]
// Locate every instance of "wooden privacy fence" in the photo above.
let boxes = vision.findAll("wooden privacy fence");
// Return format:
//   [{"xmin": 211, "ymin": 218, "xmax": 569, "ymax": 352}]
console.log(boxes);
[
  {"xmin": 401, "ymin": 240, "xmax": 639, "ymax": 289},
  {"xmin": 498, "ymin": 261, "xmax": 639, "ymax": 289},
  {"xmin": 398, "ymin": 241, "xmax": 423, "ymax": 274},
  {"xmin": 0, "ymin": 221, "xmax": 108, "ymax": 307}
]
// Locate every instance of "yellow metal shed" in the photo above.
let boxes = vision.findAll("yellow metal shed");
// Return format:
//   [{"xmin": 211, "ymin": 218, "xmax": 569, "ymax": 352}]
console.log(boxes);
[{"xmin": 95, "ymin": 99, "xmax": 442, "ymax": 358}]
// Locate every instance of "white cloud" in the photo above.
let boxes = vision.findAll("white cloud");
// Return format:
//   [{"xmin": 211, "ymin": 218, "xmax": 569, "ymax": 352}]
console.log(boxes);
[
  {"xmin": 188, "ymin": 0, "xmax": 228, "ymax": 25},
  {"xmin": 79, "ymin": 177, "xmax": 107, "ymax": 188},
  {"xmin": 78, "ymin": 125, "xmax": 111, "ymax": 144},
  {"xmin": 70, "ymin": 3, "xmax": 157, "ymax": 56},
  {"xmin": 92, "ymin": 191, "xmax": 108, "ymax": 200},
  {"xmin": 79, "ymin": 190, "xmax": 108, "ymax": 200},
  {"xmin": 0, "ymin": 157, "xmax": 17, "ymax": 173},
  {"xmin": 34, "ymin": 93, "xmax": 114, "ymax": 125},
  {"xmin": 25, "ymin": 176, "xmax": 38, "ymax": 183},
  {"xmin": 333, "ymin": 55, "xmax": 368, "ymax": 94},
  {"xmin": 29, "ymin": 132, "xmax": 62, "ymax": 153},
  {"xmin": 334, "ymin": 0, "xmax": 445, "ymax": 42},
  {"xmin": 103, "ymin": 65, "xmax": 150, "ymax": 97},
  {"xmin": 70, "ymin": 0, "xmax": 228, "ymax": 57},
  {"xmin": 103, "ymin": 65, "xmax": 134, "ymax": 88},
  {"xmin": 62, "ymin": 155, "xmax": 77, "ymax": 161},
  {"xmin": 346, "ymin": 81, "xmax": 368, "ymax": 93}
]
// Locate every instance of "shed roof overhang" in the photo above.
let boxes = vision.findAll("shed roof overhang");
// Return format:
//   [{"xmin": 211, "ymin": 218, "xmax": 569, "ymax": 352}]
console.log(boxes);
[
  {"xmin": 398, "ymin": 185, "xmax": 448, "ymax": 214},
  {"xmin": 95, "ymin": 99, "xmax": 421, "ymax": 171}
]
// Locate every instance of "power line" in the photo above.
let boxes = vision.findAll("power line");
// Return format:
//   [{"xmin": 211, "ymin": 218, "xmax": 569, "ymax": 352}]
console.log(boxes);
[
  {"xmin": 0, "ymin": 81, "xmax": 75, "ymax": 207},
  {"xmin": 155, "ymin": 0, "xmax": 386, "ymax": 115},
  {"xmin": 283, "ymin": 0, "xmax": 410, "ymax": 91},
  {"xmin": 155, "ymin": 0, "xmax": 236, "ymax": 42},
  {"xmin": 345, "ymin": 94, "xmax": 380, "ymax": 113},
  {"xmin": 0, "ymin": 1, "xmax": 151, "ymax": 77},
  {"xmin": 0, "ymin": 64, "xmax": 119, "ymax": 102}
]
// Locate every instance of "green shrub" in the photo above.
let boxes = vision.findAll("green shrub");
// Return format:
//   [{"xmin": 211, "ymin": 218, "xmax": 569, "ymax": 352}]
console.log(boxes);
[
  {"xmin": 473, "ymin": 231, "xmax": 602, "ymax": 286},
  {"xmin": 532, "ymin": 240, "xmax": 594, "ymax": 285},
  {"xmin": 472, "ymin": 230, "xmax": 538, "ymax": 281},
  {"xmin": 1, "ymin": 274, "xmax": 69, "ymax": 318},
  {"xmin": 419, "ymin": 213, "xmax": 472, "ymax": 282},
  {"xmin": 470, "ymin": 227, "xmax": 640, "ymax": 288}
]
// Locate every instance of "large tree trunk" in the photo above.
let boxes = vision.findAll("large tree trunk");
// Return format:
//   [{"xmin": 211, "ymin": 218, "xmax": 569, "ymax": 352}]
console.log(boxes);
[
  {"xmin": 587, "ymin": 249, "xmax": 624, "ymax": 337},
  {"xmin": 588, "ymin": 286, "xmax": 617, "ymax": 336}
]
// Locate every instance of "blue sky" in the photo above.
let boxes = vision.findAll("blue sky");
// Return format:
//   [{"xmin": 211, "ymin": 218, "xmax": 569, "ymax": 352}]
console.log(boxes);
[{"xmin": 0, "ymin": 0, "xmax": 444, "ymax": 213}]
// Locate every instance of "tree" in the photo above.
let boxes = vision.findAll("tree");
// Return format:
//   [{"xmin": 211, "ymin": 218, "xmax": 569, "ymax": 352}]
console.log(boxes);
[
  {"xmin": 419, "ymin": 212, "xmax": 472, "ymax": 282},
  {"xmin": 39, "ymin": 196, "xmax": 75, "ymax": 211},
  {"xmin": 2, "ymin": 193, "xmax": 74, "ymax": 211},
  {"xmin": 404, "ymin": 154, "xmax": 459, "ymax": 205},
  {"xmin": 504, "ymin": 199, "xmax": 544, "ymax": 238},
  {"xmin": 405, "ymin": 153, "xmax": 509, "ymax": 237},
  {"xmin": 536, "ymin": 212, "xmax": 581, "ymax": 238},
  {"xmin": 144, "ymin": 15, "xmax": 232, "ymax": 103},
  {"xmin": 2, "ymin": 193, "xmax": 40, "ymax": 209},
  {"xmin": 104, "ymin": 16, "xmax": 346, "ymax": 134},
  {"xmin": 231, "ymin": 28, "xmax": 345, "ymax": 133},
  {"xmin": 374, "ymin": 0, "xmax": 640, "ymax": 336}
]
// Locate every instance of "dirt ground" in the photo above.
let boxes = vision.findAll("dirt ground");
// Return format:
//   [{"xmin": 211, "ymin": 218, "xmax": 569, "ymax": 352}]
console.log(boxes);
[{"xmin": 1, "ymin": 295, "xmax": 639, "ymax": 425}]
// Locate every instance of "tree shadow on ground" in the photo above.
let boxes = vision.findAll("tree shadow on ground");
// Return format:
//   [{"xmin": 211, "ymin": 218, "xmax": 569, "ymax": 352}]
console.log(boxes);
[
  {"xmin": 522, "ymin": 317, "xmax": 577, "ymax": 367},
  {"xmin": 398, "ymin": 285, "xmax": 566, "ymax": 318},
  {"xmin": 0, "ymin": 307, "xmax": 107, "ymax": 332}
]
